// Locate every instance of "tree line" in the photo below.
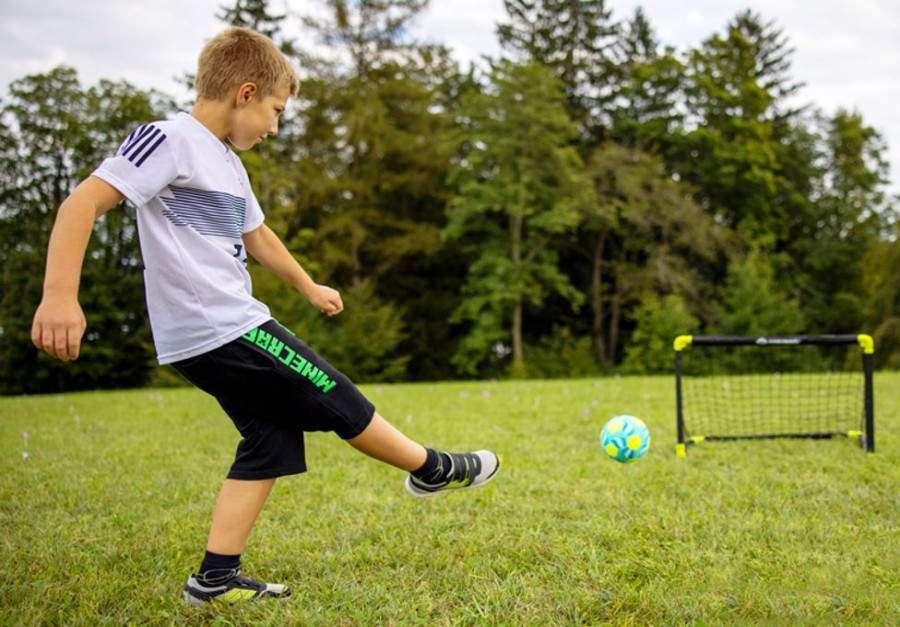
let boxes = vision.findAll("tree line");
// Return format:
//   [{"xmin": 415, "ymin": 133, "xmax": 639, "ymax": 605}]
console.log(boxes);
[{"xmin": 2, "ymin": 0, "xmax": 898, "ymax": 395}]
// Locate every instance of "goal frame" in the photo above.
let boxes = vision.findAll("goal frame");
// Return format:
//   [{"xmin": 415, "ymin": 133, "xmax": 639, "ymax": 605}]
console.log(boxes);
[{"xmin": 674, "ymin": 334, "xmax": 875, "ymax": 457}]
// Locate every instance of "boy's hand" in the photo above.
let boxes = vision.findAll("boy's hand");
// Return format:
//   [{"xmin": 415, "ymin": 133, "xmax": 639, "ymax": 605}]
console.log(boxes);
[
  {"xmin": 31, "ymin": 295, "xmax": 87, "ymax": 361},
  {"xmin": 305, "ymin": 284, "xmax": 344, "ymax": 317}
]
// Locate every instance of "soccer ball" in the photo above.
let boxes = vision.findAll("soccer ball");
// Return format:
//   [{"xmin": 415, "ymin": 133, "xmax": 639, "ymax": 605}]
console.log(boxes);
[{"xmin": 600, "ymin": 415, "xmax": 650, "ymax": 463}]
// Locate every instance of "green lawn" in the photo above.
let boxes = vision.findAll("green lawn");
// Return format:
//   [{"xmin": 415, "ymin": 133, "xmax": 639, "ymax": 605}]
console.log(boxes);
[{"xmin": 1, "ymin": 375, "xmax": 898, "ymax": 626}]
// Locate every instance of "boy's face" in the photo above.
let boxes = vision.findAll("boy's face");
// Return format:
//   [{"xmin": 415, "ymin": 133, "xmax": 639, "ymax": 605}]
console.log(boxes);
[{"xmin": 227, "ymin": 83, "xmax": 290, "ymax": 151}]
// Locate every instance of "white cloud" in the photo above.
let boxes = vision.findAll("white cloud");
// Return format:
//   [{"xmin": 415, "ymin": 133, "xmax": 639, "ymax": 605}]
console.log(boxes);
[
  {"xmin": 408, "ymin": 0, "xmax": 507, "ymax": 65},
  {"xmin": 0, "ymin": 0, "xmax": 222, "ymax": 97}
]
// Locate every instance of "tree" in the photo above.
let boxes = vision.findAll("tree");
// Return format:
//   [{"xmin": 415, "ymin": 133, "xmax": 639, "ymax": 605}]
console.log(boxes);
[
  {"xmin": 622, "ymin": 294, "xmax": 699, "ymax": 374},
  {"xmin": 496, "ymin": 0, "xmax": 618, "ymax": 139},
  {"xmin": 445, "ymin": 60, "xmax": 591, "ymax": 376},
  {"xmin": 861, "ymin": 232, "xmax": 900, "ymax": 369},
  {"xmin": 283, "ymin": 1, "xmax": 454, "ymax": 286},
  {"xmin": 675, "ymin": 11, "xmax": 802, "ymax": 241},
  {"xmin": 783, "ymin": 109, "xmax": 892, "ymax": 334},
  {"xmin": 712, "ymin": 247, "xmax": 806, "ymax": 336},
  {"xmin": 0, "ymin": 68, "xmax": 173, "ymax": 394},
  {"xmin": 219, "ymin": 0, "xmax": 288, "ymax": 39},
  {"xmin": 580, "ymin": 142, "xmax": 732, "ymax": 368},
  {"xmin": 608, "ymin": 8, "xmax": 685, "ymax": 152}
]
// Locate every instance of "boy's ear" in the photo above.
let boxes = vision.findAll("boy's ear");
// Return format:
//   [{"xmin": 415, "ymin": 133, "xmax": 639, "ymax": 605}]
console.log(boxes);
[{"xmin": 235, "ymin": 82, "xmax": 258, "ymax": 106}]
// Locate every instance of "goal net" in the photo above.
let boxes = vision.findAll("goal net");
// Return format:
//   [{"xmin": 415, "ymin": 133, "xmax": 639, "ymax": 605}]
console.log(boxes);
[{"xmin": 674, "ymin": 335, "xmax": 874, "ymax": 456}]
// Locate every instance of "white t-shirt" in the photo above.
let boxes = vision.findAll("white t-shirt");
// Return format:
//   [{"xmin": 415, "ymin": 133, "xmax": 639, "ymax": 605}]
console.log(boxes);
[{"xmin": 93, "ymin": 112, "xmax": 271, "ymax": 364}]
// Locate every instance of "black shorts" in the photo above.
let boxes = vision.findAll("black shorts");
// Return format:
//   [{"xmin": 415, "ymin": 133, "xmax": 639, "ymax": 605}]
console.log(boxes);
[{"xmin": 171, "ymin": 319, "xmax": 375, "ymax": 480}]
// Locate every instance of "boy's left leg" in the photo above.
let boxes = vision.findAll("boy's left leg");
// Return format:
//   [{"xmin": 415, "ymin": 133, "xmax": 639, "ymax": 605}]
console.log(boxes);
[
  {"xmin": 182, "ymin": 478, "xmax": 291, "ymax": 606},
  {"xmin": 206, "ymin": 478, "xmax": 275, "ymax": 555}
]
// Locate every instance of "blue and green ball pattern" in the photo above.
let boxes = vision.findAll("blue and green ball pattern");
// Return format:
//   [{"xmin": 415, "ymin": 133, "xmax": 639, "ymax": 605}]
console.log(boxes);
[{"xmin": 600, "ymin": 415, "xmax": 650, "ymax": 463}]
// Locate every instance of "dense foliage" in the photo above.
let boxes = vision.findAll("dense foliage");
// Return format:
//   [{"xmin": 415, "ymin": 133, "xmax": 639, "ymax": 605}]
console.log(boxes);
[{"xmin": 1, "ymin": 0, "xmax": 897, "ymax": 393}]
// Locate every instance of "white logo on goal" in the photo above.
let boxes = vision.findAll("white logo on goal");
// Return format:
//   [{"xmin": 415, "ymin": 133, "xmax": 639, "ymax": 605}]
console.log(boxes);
[{"xmin": 755, "ymin": 337, "xmax": 802, "ymax": 345}]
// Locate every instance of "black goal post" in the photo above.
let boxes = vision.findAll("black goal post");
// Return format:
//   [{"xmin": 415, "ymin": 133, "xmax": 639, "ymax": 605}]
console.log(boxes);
[{"xmin": 674, "ymin": 334, "xmax": 874, "ymax": 456}]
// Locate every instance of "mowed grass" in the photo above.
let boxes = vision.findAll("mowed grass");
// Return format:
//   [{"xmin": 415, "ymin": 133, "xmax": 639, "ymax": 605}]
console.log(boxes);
[{"xmin": 1, "ymin": 374, "xmax": 898, "ymax": 626}]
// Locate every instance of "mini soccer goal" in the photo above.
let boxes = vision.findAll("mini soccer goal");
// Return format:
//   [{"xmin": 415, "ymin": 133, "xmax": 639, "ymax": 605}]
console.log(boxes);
[{"xmin": 674, "ymin": 335, "xmax": 874, "ymax": 456}]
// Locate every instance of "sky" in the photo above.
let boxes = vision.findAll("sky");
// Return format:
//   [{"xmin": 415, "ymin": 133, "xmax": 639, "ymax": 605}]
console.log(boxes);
[{"xmin": 2, "ymin": 0, "xmax": 898, "ymax": 193}]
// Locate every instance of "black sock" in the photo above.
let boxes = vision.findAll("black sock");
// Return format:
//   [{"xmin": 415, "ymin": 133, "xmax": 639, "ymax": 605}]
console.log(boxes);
[
  {"xmin": 412, "ymin": 448, "xmax": 452, "ymax": 483},
  {"xmin": 197, "ymin": 550, "xmax": 241, "ymax": 583}
]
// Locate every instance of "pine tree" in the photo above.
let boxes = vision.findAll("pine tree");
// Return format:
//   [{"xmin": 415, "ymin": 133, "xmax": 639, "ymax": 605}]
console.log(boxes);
[
  {"xmin": 608, "ymin": 8, "xmax": 684, "ymax": 152},
  {"xmin": 497, "ymin": 0, "xmax": 618, "ymax": 138},
  {"xmin": 675, "ymin": 10, "xmax": 802, "ymax": 240}
]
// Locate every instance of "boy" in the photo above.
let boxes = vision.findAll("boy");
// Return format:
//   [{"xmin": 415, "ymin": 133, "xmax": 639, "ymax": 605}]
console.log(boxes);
[{"xmin": 31, "ymin": 27, "xmax": 498, "ymax": 606}]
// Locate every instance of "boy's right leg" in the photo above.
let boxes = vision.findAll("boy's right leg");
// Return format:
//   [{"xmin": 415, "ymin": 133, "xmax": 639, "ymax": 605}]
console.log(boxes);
[
  {"xmin": 345, "ymin": 412, "xmax": 428, "ymax": 471},
  {"xmin": 347, "ymin": 412, "xmax": 499, "ymax": 497}
]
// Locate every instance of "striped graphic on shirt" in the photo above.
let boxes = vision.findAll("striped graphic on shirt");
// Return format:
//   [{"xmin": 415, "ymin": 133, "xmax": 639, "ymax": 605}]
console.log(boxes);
[
  {"xmin": 119, "ymin": 124, "xmax": 167, "ymax": 167},
  {"xmin": 160, "ymin": 186, "xmax": 247, "ymax": 239}
]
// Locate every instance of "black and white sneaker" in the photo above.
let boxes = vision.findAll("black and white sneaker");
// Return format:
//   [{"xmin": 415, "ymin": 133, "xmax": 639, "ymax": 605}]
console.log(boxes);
[
  {"xmin": 182, "ymin": 568, "xmax": 291, "ymax": 606},
  {"xmin": 405, "ymin": 450, "xmax": 499, "ymax": 498}
]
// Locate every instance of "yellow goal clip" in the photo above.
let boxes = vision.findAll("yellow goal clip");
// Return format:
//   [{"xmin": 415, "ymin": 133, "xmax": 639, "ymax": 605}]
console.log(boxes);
[{"xmin": 673, "ymin": 335, "xmax": 693, "ymax": 351}]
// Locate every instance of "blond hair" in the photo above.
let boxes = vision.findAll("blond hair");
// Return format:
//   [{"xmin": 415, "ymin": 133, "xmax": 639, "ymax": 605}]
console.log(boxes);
[{"xmin": 194, "ymin": 27, "xmax": 298, "ymax": 100}]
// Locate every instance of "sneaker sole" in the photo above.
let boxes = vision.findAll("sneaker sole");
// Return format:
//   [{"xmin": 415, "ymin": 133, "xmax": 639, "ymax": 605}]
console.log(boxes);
[
  {"xmin": 182, "ymin": 582, "xmax": 291, "ymax": 606},
  {"xmin": 182, "ymin": 590, "xmax": 206, "ymax": 607}
]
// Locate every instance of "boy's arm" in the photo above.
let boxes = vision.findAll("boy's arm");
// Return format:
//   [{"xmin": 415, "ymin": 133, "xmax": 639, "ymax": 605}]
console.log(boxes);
[
  {"xmin": 31, "ymin": 176, "xmax": 125, "ymax": 361},
  {"xmin": 243, "ymin": 224, "xmax": 343, "ymax": 317}
]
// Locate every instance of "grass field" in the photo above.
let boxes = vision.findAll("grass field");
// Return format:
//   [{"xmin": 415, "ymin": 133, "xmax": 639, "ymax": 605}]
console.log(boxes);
[{"xmin": 1, "ymin": 374, "xmax": 898, "ymax": 626}]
